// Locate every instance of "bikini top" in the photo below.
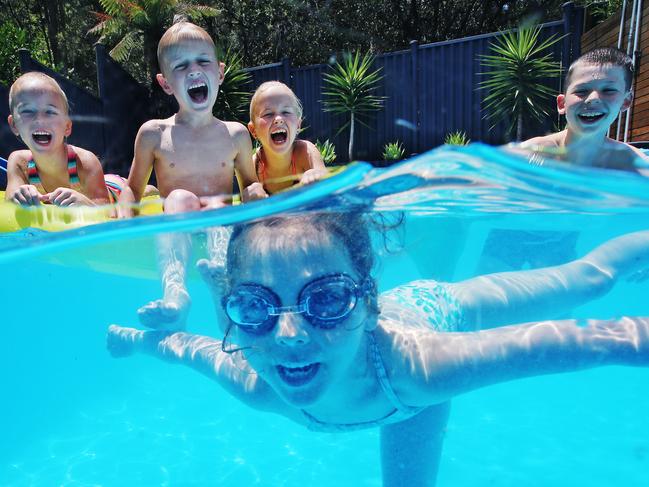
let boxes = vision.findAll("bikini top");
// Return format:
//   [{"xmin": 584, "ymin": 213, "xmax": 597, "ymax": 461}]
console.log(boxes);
[
  {"xmin": 300, "ymin": 331, "xmax": 426, "ymax": 433},
  {"xmin": 256, "ymin": 147, "xmax": 297, "ymax": 194},
  {"xmin": 27, "ymin": 145, "xmax": 80, "ymax": 192},
  {"xmin": 300, "ymin": 280, "xmax": 466, "ymax": 433}
]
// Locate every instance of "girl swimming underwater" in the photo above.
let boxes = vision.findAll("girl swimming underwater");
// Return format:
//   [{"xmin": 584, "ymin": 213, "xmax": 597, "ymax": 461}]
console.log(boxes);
[{"xmin": 108, "ymin": 212, "xmax": 649, "ymax": 486}]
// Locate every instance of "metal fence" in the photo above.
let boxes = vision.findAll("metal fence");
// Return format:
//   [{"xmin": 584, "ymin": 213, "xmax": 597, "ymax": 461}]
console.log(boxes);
[{"xmin": 0, "ymin": 3, "xmax": 583, "ymax": 179}]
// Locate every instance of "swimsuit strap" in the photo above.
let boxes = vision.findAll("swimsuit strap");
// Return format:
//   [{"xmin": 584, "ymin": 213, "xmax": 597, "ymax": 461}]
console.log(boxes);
[
  {"xmin": 256, "ymin": 147, "xmax": 298, "ymax": 185},
  {"xmin": 366, "ymin": 331, "xmax": 422, "ymax": 414},
  {"xmin": 299, "ymin": 331, "xmax": 424, "ymax": 432},
  {"xmin": 27, "ymin": 144, "xmax": 80, "ymax": 186}
]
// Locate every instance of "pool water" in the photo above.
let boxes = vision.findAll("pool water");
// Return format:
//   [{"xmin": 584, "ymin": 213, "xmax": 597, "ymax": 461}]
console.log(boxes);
[{"xmin": 1, "ymin": 144, "xmax": 649, "ymax": 486}]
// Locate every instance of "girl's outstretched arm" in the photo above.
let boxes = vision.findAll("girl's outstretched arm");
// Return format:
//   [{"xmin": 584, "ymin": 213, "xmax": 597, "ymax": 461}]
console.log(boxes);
[
  {"xmin": 107, "ymin": 325, "xmax": 276, "ymax": 408},
  {"xmin": 401, "ymin": 316, "xmax": 649, "ymax": 406},
  {"xmin": 448, "ymin": 230, "xmax": 649, "ymax": 329}
]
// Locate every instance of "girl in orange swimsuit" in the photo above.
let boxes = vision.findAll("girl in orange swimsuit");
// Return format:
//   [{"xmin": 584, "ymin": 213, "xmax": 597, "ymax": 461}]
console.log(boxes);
[
  {"xmin": 248, "ymin": 81, "xmax": 327, "ymax": 195},
  {"xmin": 5, "ymin": 72, "xmax": 128, "ymax": 206}
]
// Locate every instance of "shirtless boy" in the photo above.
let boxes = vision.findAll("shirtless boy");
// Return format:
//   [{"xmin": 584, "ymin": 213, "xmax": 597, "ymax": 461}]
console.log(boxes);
[
  {"xmin": 520, "ymin": 47, "xmax": 649, "ymax": 171},
  {"xmin": 119, "ymin": 21, "xmax": 266, "ymax": 329}
]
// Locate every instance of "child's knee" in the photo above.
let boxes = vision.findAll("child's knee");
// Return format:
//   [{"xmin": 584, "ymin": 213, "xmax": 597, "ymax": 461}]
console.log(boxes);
[{"xmin": 164, "ymin": 189, "xmax": 200, "ymax": 213}]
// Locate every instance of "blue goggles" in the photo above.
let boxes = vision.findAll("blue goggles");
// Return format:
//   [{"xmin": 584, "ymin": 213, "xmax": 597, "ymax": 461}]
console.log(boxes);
[{"xmin": 222, "ymin": 273, "xmax": 372, "ymax": 335}]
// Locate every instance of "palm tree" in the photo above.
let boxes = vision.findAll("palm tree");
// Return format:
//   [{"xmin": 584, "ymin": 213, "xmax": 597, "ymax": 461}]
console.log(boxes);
[
  {"xmin": 479, "ymin": 24, "xmax": 564, "ymax": 141},
  {"xmin": 88, "ymin": 0, "xmax": 218, "ymax": 89},
  {"xmin": 322, "ymin": 51, "xmax": 385, "ymax": 161}
]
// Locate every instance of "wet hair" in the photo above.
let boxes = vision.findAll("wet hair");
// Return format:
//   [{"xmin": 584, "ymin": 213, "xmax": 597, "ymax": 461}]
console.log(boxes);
[
  {"xmin": 226, "ymin": 212, "xmax": 379, "ymax": 314},
  {"xmin": 565, "ymin": 47, "xmax": 634, "ymax": 92},
  {"xmin": 249, "ymin": 81, "xmax": 304, "ymax": 121},
  {"xmin": 157, "ymin": 21, "xmax": 215, "ymax": 73},
  {"xmin": 9, "ymin": 72, "xmax": 69, "ymax": 115}
]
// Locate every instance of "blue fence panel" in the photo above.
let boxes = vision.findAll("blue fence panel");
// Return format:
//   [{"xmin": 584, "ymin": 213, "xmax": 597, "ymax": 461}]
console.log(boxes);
[{"xmin": 95, "ymin": 44, "xmax": 151, "ymax": 175}]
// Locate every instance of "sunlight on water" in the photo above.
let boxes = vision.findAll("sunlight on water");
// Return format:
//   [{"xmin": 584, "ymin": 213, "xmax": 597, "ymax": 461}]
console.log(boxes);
[{"xmin": 1, "ymin": 144, "xmax": 649, "ymax": 487}]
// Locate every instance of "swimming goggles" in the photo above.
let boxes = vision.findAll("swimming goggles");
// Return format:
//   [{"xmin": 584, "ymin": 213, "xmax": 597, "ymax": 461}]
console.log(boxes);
[{"xmin": 222, "ymin": 273, "xmax": 372, "ymax": 335}]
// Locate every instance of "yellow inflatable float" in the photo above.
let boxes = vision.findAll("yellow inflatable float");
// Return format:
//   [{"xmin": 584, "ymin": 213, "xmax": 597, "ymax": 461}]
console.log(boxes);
[{"xmin": 0, "ymin": 191, "xmax": 163, "ymax": 232}]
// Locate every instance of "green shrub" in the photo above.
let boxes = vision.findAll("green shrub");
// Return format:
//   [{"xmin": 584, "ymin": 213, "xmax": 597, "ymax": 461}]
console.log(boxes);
[
  {"xmin": 315, "ymin": 139, "xmax": 337, "ymax": 165},
  {"xmin": 382, "ymin": 141, "xmax": 405, "ymax": 161},
  {"xmin": 444, "ymin": 131, "xmax": 470, "ymax": 146}
]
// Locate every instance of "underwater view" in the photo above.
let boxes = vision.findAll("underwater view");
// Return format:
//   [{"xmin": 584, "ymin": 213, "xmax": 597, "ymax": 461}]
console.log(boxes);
[{"xmin": 1, "ymin": 145, "xmax": 649, "ymax": 487}]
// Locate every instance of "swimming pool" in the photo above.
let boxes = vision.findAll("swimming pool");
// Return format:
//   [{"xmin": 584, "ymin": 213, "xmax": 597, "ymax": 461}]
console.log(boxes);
[{"xmin": 1, "ymin": 144, "xmax": 648, "ymax": 486}]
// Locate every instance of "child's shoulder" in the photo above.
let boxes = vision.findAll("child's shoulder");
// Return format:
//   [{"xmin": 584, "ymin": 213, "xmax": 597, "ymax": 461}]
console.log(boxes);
[
  {"xmin": 7, "ymin": 149, "xmax": 32, "ymax": 167},
  {"xmin": 603, "ymin": 138, "xmax": 646, "ymax": 172},
  {"xmin": 520, "ymin": 132, "xmax": 563, "ymax": 149},
  {"xmin": 138, "ymin": 116, "xmax": 174, "ymax": 134},
  {"xmin": 221, "ymin": 119, "xmax": 249, "ymax": 137},
  {"xmin": 69, "ymin": 145, "xmax": 101, "ymax": 167}
]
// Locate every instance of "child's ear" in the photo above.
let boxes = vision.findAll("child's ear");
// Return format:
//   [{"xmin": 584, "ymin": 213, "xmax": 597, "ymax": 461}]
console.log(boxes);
[
  {"xmin": 218, "ymin": 62, "xmax": 225, "ymax": 84},
  {"xmin": 7, "ymin": 114, "xmax": 18, "ymax": 135},
  {"xmin": 247, "ymin": 121, "xmax": 257, "ymax": 139},
  {"xmin": 621, "ymin": 91, "xmax": 634, "ymax": 112},
  {"xmin": 156, "ymin": 73, "xmax": 173, "ymax": 95},
  {"xmin": 64, "ymin": 117, "xmax": 72, "ymax": 137},
  {"xmin": 557, "ymin": 94, "xmax": 566, "ymax": 115}
]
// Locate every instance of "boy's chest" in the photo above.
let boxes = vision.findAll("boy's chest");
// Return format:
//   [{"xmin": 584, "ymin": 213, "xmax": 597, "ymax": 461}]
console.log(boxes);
[{"xmin": 157, "ymin": 125, "xmax": 237, "ymax": 172}]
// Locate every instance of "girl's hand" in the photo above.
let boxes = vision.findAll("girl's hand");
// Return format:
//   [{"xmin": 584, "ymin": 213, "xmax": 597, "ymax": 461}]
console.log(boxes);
[
  {"xmin": 241, "ymin": 182, "xmax": 268, "ymax": 202},
  {"xmin": 9, "ymin": 184, "xmax": 42, "ymax": 206},
  {"xmin": 44, "ymin": 187, "xmax": 92, "ymax": 206},
  {"xmin": 300, "ymin": 168, "xmax": 328, "ymax": 185}
]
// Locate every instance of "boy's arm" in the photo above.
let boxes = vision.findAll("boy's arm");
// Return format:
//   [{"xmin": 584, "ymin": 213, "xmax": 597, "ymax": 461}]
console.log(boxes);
[
  {"xmin": 119, "ymin": 122, "xmax": 158, "ymax": 212},
  {"xmin": 404, "ymin": 317, "xmax": 649, "ymax": 406},
  {"xmin": 5, "ymin": 151, "xmax": 40, "ymax": 205},
  {"xmin": 228, "ymin": 122, "xmax": 267, "ymax": 202},
  {"xmin": 448, "ymin": 230, "xmax": 649, "ymax": 329}
]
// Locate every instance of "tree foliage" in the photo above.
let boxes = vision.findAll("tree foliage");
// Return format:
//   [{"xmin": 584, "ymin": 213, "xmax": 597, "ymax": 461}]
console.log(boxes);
[{"xmin": 479, "ymin": 24, "xmax": 564, "ymax": 141}]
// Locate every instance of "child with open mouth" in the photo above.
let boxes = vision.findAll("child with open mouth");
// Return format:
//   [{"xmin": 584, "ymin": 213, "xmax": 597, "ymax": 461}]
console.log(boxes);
[
  {"xmin": 5, "ymin": 72, "xmax": 114, "ymax": 206},
  {"xmin": 248, "ymin": 81, "xmax": 328, "ymax": 195}
]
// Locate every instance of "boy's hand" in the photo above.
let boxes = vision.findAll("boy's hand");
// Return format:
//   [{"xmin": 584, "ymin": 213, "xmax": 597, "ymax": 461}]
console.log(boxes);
[
  {"xmin": 300, "ymin": 168, "xmax": 328, "ymax": 186},
  {"xmin": 44, "ymin": 187, "xmax": 92, "ymax": 206},
  {"xmin": 9, "ymin": 184, "xmax": 42, "ymax": 206},
  {"xmin": 241, "ymin": 182, "xmax": 267, "ymax": 202}
]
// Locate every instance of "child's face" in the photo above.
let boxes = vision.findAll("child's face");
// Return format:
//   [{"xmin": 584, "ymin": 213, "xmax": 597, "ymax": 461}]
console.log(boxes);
[
  {"xmin": 157, "ymin": 40, "xmax": 224, "ymax": 114},
  {"xmin": 225, "ymin": 233, "xmax": 372, "ymax": 408},
  {"xmin": 248, "ymin": 85, "xmax": 301, "ymax": 155},
  {"xmin": 8, "ymin": 81, "xmax": 71, "ymax": 153},
  {"xmin": 559, "ymin": 63, "xmax": 632, "ymax": 137}
]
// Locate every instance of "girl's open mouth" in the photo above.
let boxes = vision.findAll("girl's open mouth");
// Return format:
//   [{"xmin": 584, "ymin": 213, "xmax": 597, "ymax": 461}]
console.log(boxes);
[
  {"xmin": 32, "ymin": 131, "xmax": 52, "ymax": 146},
  {"xmin": 276, "ymin": 363, "xmax": 320, "ymax": 387},
  {"xmin": 270, "ymin": 129, "xmax": 288, "ymax": 144},
  {"xmin": 187, "ymin": 82, "xmax": 208, "ymax": 104}
]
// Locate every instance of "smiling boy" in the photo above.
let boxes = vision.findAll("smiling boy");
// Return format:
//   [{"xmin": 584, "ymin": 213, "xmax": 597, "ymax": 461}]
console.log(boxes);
[
  {"xmin": 520, "ymin": 47, "xmax": 649, "ymax": 171},
  {"xmin": 120, "ymin": 21, "xmax": 266, "ymax": 329}
]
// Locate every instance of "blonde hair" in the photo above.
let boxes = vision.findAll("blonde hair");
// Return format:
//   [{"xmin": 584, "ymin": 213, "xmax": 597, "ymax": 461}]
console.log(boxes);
[
  {"xmin": 249, "ymin": 81, "xmax": 303, "ymax": 121},
  {"xmin": 9, "ymin": 72, "xmax": 69, "ymax": 114},
  {"xmin": 157, "ymin": 21, "xmax": 215, "ymax": 73}
]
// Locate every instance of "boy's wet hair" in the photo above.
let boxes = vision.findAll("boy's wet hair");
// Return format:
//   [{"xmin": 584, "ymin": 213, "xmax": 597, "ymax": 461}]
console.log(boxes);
[
  {"xmin": 9, "ymin": 72, "xmax": 69, "ymax": 114},
  {"xmin": 565, "ymin": 47, "xmax": 634, "ymax": 92},
  {"xmin": 157, "ymin": 21, "xmax": 215, "ymax": 73},
  {"xmin": 249, "ymin": 81, "xmax": 304, "ymax": 121},
  {"xmin": 226, "ymin": 212, "xmax": 379, "ymax": 314}
]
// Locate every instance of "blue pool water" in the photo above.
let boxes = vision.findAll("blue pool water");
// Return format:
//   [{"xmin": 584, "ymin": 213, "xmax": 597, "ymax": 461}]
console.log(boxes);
[{"xmin": 1, "ymin": 144, "xmax": 649, "ymax": 486}]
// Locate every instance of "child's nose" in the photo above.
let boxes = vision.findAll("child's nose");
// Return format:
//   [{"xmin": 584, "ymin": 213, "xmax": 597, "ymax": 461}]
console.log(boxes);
[
  {"xmin": 274, "ymin": 312, "xmax": 310, "ymax": 346},
  {"xmin": 585, "ymin": 90, "xmax": 601, "ymax": 103}
]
